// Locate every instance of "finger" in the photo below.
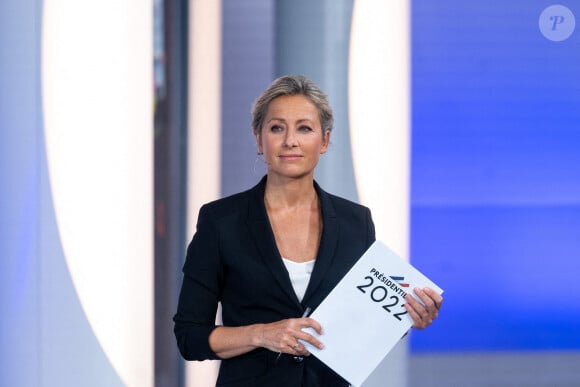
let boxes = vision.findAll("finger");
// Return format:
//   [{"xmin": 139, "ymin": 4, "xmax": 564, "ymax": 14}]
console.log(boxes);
[
  {"xmin": 404, "ymin": 301, "xmax": 425, "ymax": 329},
  {"xmin": 405, "ymin": 295, "xmax": 432, "ymax": 329},
  {"xmin": 299, "ymin": 317, "xmax": 323, "ymax": 335},
  {"xmin": 290, "ymin": 341, "xmax": 301, "ymax": 352},
  {"xmin": 423, "ymin": 287, "xmax": 443, "ymax": 311},
  {"xmin": 277, "ymin": 335, "xmax": 300, "ymax": 354},
  {"xmin": 293, "ymin": 330, "xmax": 324, "ymax": 351},
  {"xmin": 290, "ymin": 340, "xmax": 311, "ymax": 356},
  {"xmin": 278, "ymin": 318, "xmax": 324, "ymax": 352},
  {"xmin": 274, "ymin": 322, "xmax": 302, "ymax": 352},
  {"xmin": 278, "ymin": 336, "xmax": 312, "ymax": 356},
  {"xmin": 405, "ymin": 293, "xmax": 427, "ymax": 318},
  {"xmin": 413, "ymin": 288, "xmax": 439, "ymax": 319}
]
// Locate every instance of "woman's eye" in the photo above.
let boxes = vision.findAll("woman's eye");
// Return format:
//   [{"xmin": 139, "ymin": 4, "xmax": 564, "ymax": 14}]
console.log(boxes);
[
  {"xmin": 299, "ymin": 126, "xmax": 312, "ymax": 132},
  {"xmin": 270, "ymin": 125, "xmax": 283, "ymax": 132}
]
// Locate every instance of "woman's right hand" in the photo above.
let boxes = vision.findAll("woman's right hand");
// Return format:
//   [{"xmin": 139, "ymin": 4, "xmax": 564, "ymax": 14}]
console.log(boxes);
[
  {"xmin": 256, "ymin": 317, "xmax": 324, "ymax": 356},
  {"xmin": 208, "ymin": 317, "xmax": 324, "ymax": 359}
]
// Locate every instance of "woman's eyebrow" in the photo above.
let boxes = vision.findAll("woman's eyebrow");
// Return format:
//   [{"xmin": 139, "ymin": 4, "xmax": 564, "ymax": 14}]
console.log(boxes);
[{"xmin": 266, "ymin": 117, "xmax": 314, "ymax": 124}]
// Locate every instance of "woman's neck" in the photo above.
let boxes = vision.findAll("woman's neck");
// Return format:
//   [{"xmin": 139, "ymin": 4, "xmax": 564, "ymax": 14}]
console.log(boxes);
[{"xmin": 263, "ymin": 175, "xmax": 318, "ymax": 210}]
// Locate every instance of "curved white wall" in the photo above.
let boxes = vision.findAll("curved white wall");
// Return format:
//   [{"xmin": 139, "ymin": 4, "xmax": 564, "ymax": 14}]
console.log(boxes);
[{"xmin": 42, "ymin": 1, "xmax": 153, "ymax": 386}]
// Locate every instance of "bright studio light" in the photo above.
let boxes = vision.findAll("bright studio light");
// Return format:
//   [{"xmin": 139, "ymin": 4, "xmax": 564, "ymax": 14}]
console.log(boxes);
[
  {"xmin": 349, "ymin": 0, "xmax": 411, "ymax": 259},
  {"xmin": 41, "ymin": 1, "xmax": 153, "ymax": 386}
]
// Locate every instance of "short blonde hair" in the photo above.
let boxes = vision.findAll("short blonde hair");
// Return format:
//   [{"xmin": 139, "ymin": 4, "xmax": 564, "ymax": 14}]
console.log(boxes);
[{"xmin": 251, "ymin": 75, "xmax": 334, "ymax": 136}]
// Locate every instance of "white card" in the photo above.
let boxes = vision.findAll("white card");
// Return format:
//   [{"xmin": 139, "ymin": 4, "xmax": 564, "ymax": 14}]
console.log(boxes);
[{"xmin": 301, "ymin": 240, "xmax": 443, "ymax": 386}]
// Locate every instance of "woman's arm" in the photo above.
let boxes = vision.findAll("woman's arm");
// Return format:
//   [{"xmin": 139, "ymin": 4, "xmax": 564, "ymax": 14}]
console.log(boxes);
[{"xmin": 174, "ymin": 205, "xmax": 223, "ymax": 361}]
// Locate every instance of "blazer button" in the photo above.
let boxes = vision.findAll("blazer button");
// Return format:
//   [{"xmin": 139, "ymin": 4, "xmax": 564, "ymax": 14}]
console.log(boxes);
[{"xmin": 292, "ymin": 356, "xmax": 304, "ymax": 363}]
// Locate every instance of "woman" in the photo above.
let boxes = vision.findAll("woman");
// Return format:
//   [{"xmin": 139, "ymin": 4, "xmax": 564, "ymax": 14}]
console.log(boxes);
[{"xmin": 174, "ymin": 75, "xmax": 443, "ymax": 386}]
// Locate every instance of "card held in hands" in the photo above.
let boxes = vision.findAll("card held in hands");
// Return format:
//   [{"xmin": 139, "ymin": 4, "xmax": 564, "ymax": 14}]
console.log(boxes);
[{"xmin": 301, "ymin": 240, "xmax": 443, "ymax": 387}]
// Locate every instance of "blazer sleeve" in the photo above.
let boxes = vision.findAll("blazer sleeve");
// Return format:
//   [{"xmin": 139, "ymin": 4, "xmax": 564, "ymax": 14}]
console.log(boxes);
[{"xmin": 173, "ymin": 204, "xmax": 223, "ymax": 361}]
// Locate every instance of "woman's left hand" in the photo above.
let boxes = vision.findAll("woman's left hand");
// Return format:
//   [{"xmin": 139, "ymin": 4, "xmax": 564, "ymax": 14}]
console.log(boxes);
[{"xmin": 404, "ymin": 287, "xmax": 443, "ymax": 329}]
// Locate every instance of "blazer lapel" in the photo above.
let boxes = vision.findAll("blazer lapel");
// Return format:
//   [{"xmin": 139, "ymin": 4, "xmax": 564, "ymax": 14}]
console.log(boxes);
[
  {"xmin": 302, "ymin": 182, "xmax": 340, "ymax": 305},
  {"xmin": 246, "ymin": 177, "xmax": 302, "ymax": 308}
]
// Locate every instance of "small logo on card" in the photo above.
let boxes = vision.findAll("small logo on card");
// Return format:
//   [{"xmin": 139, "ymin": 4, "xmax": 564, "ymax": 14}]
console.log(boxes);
[{"xmin": 389, "ymin": 276, "xmax": 410, "ymax": 288}]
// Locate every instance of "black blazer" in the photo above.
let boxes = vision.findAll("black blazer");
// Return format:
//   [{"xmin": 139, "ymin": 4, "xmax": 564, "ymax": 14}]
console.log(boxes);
[{"xmin": 174, "ymin": 176, "xmax": 376, "ymax": 386}]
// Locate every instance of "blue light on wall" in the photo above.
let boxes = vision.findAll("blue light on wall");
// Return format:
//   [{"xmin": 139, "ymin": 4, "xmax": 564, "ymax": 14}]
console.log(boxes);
[{"xmin": 410, "ymin": 1, "xmax": 580, "ymax": 352}]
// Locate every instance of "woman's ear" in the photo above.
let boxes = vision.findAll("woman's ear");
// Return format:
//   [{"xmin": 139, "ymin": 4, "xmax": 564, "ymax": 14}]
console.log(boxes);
[
  {"xmin": 255, "ymin": 133, "xmax": 263, "ymax": 154},
  {"xmin": 320, "ymin": 130, "xmax": 331, "ymax": 154}
]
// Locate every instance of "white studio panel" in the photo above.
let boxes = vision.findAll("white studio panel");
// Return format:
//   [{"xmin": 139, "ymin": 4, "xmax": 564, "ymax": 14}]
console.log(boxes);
[
  {"xmin": 349, "ymin": 0, "xmax": 411, "ymax": 260},
  {"xmin": 41, "ymin": 1, "xmax": 154, "ymax": 386},
  {"xmin": 349, "ymin": 1, "xmax": 411, "ymax": 386}
]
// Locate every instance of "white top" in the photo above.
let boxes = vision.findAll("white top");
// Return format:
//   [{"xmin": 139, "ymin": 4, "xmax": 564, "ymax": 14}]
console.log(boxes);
[{"xmin": 281, "ymin": 257, "xmax": 315, "ymax": 302}]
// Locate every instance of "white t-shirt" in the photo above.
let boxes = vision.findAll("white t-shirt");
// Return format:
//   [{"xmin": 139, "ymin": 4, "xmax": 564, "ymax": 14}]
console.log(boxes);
[{"xmin": 281, "ymin": 257, "xmax": 315, "ymax": 302}]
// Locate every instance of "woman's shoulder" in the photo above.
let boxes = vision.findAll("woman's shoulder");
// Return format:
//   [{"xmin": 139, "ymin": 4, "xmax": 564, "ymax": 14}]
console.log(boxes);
[
  {"xmin": 198, "ymin": 180, "xmax": 264, "ymax": 221},
  {"xmin": 201, "ymin": 188, "xmax": 252, "ymax": 214}
]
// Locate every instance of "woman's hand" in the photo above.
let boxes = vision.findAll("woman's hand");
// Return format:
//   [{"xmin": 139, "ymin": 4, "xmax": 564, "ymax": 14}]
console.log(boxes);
[
  {"xmin": 209, "ymin": 316, "xmax": 324, "ymax": 359},
  {"xmin": 257, "ymin": 317, "xmax": 324, "ymax": 356},
  {"xmin": 404, "ymin": 287, "xmax": 443, "ymax": 329}
]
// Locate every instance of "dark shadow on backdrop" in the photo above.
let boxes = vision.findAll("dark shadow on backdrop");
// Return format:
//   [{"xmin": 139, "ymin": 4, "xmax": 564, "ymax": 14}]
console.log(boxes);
[{"xmin": 154, "ymin": 0, "xmax": 188, "ymax": 386}]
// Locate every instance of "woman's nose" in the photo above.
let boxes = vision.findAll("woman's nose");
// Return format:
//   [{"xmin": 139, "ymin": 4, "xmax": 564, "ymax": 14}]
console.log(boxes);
[{"xmin": 283, "ymin": 128, "xmax": 298, "ymax": 147}]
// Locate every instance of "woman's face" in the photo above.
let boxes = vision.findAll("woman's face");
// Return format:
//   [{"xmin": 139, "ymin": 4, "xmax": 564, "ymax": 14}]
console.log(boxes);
[{"xmin": 256, "ymin": 94, "xmax": 330, "ymax": 181}]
